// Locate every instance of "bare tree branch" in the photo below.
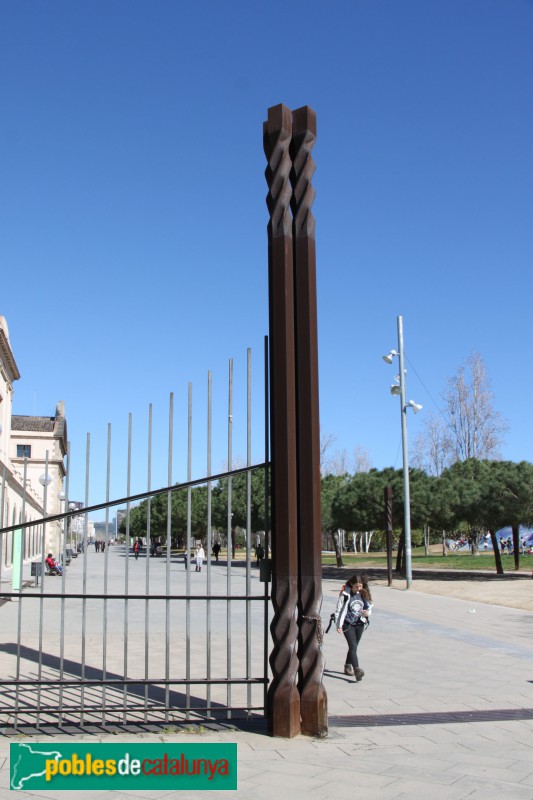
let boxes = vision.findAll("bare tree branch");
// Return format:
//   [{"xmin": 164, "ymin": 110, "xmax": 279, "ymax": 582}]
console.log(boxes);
[{"xmin": 413, "ymin": 351, "xmax": 508, "ymax": 472}]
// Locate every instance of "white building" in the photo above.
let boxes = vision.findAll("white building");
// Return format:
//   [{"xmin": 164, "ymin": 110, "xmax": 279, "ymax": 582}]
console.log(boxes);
[{"xmin": 0, "ymin": 316, "xmax": 67, "ymax": 568}]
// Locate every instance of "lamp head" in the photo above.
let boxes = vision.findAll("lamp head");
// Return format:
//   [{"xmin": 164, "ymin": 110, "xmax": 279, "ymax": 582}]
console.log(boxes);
[
  {"xmin": 382, "ymin": 349, "xmax": 398, "ymax": 364},
  {"xmin": 39, "ymin": 473, "xmax": 52, "ymax": 487},
  {"xmin": 390, "ymin": 384, "xmax": 401, "ymax": 396},
  {"xmin": 407, "ymin": 400, "xmax": 423, "ymax": 414}
]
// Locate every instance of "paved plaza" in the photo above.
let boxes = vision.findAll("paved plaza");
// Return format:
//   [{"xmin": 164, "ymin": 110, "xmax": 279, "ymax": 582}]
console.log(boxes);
[{"xmin": 1, "ymin": 547, "xmax": 532, "ymax": 799}]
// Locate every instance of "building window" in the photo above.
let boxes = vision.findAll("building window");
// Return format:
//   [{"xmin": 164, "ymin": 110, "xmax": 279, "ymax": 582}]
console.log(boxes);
[{"xmin": 17, "ymin": 445, "xmax": 31, "ymax": 459}]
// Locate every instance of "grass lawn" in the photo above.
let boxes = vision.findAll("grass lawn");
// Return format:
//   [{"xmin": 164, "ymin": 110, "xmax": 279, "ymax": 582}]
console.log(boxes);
[{"xmin": 321, "ymin": 549, "xmax": 533, "ymax": 571}]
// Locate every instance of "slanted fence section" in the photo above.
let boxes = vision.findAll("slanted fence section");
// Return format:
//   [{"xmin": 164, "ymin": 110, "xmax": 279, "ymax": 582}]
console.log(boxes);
[{"xmin": 0, "ymin": 349, "xmax": 270, "ymax": 730}]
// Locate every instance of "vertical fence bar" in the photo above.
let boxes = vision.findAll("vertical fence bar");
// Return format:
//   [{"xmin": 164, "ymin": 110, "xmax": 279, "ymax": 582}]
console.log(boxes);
[
  {"xmin": 246, "ymin": 348, "xmax": 252, "ymax": 713},
  {"xmin": 144, "ymin": 404, "xmax": 152, "ymax": 720},
  {"xmin": 123, "ymin": 416, "xmax": 132, "ymax": 722},
  {"xmin": 206, "ymin": 370, "xmax": 212, "ymax": 714},
  {"xmin": 0, "ymin": 464, "xmax": 5, "ymax": 595},
  {"xmin": 165, "ymin": 395, "xmax": 173, "ymax": 720},
  {"xmin": 58, "ymin": 443, "xmax": 70, "ymax": 725},
  {"xmin": 186, "ymin": 383, "xmax": 192, "ymax": 717},
  {"xmin": 36, "ymin": 450, "xmax": 49, "ymax": 728},
  {"xmin": 80, "ymin": 434, "xmax": 90, "ymax": 725},
  {"xmin": 226, "ymin": 358, "xmax": 233, "ymax": 718},
  {"xmin": 102, "ymin": 425, "xmax": 111, "ymax": 725},
  {"xmin": 14, "ymin": 459, "xmax": 28, "ymax": 727}
]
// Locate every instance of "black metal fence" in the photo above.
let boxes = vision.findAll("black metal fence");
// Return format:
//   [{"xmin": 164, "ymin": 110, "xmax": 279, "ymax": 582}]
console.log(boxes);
[{"xmin": 0, "ymin": 349, "xmax": 271, "ymax": 729}]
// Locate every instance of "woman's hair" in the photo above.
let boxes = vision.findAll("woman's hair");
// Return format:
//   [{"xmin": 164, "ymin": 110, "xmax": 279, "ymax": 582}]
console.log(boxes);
[{"xmin": 346, "ymin": 573, "xmax": 372, "ymax": 602}]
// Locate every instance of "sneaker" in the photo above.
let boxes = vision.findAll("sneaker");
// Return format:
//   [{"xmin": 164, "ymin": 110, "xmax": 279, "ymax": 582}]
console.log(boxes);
[
  {"xmin": 344, "ymin": 664, "xmax": 354, "ymax": 676},
  {"xmin": 354, "ymin": 668, "xmax": 365, "ymax": 682}
]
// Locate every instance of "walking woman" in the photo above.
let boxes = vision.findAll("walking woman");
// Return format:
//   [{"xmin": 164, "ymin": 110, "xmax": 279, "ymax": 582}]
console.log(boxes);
[{"xmin": 334, "ymin": 573, "xmax": 373, "ymax": 681}]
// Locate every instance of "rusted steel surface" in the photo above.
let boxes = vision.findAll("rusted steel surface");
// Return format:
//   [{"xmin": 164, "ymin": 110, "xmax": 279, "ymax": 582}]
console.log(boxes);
[
  {"xmin": 264, "ymin": 104, "xmax": 301, "ymax": 738},
  {"xmin": 290, "ymin": 106, "xmax": 327, "ymax": 737},
  {"xmin": 385, "ymin": 486, "xmax": 393, "ymax": 586}
]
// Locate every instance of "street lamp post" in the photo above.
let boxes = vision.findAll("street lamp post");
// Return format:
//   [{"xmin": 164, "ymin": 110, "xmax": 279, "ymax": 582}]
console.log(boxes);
[
  {"xmin": 383, "ymin": 315, "xmax": 422, "ymax": 589},
  {"xmin": 39, "ymin": 453, "xmax": 52, "ymax": 557},
  {"xmin": 68, "ymin": 503, "xmax": 78, "ymax": 551},
  {"xmin": 58, "ymin": 491, "xmax": 66, "ymax": 560}
]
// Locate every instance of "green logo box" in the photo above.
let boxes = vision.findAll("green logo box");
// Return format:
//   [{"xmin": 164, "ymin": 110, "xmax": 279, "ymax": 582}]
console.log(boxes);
[{"xmin": 10, "ymin": 742, "xmax": 237, "ymax": 791}]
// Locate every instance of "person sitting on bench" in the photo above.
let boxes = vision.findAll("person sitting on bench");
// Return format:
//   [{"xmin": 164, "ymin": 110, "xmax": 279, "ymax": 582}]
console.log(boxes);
[{"xmin": 45, "ymin": 553, "xmax": 62, "ymax": 575}]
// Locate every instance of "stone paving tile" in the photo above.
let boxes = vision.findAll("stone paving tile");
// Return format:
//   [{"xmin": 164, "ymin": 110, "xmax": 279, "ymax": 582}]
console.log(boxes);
[
  {"xmin": 282, "ymin": 749, "xmax": 393, "ymax": 775},
  {"xmin": 252, "ymin": 756, "xmax": 325, "ymax": 778},
  {"xmin": 232, "ymin": 768, "xmax": 325, "ymax": 791},
  {"xmin": 401, "ymin": 728, "xmax": 463, "ymax": 744},
  {"xmin": 382, "ymin": 762, "xmax": 464, "ymax": 785},
  {"xmin": 446, "ymin": 761, "xmax": 533, "ymax": 782},
  {"xmin": 348, "ymin": 743, "xmax": 412, "ymax": 756},
  {"xmin": 443, "ymin": 752, "xmax": 526, "ymax": 769},
  {"xmin": 375, "ymin": 752, "xmax": 456, "ymax": 771},
  {"xmin": 364, "ymin": 777, "xmax": 472, "ymax": 800},
  {"xmin": 452, "ymin": 776, "xmax": 533, "ymax": 800},
  {"xmin": 386, "ymin": 739, "xmax": 447, "ymax": 754},
  {"xmin": 305, "ymin": 766, "xmax": 398, "ymax": 792},
  {"xmin": 491, "ymin": 720, "xmax": 533, "ymax": 735},
  {"xmin": 513, "ymin": 736, "xmax": 533, "ymax": 750},
  {"xmin": 236, "ymin": 749, "xmax": 285, "ymax": 764}
]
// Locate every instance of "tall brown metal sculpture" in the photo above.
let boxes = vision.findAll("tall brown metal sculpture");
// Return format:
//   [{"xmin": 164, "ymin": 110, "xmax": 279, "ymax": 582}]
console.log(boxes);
[
  {"xmin": 264, "ymin": 104, "xmax": 301, "ymax": 738},
  {"xmin": 290, "ymin": 106, "xmax": 327, "ymax": 737},
  {"xmin": 265, "ymin": 103, "xmax": 327, "ymax": 738}
]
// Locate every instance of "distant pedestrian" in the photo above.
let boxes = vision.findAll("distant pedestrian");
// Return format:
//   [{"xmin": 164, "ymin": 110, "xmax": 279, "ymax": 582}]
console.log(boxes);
[
  {"xmin": 255, "ymin": 543, "xmax": 265, "ymax": 567},
  {"xmin": 212, "ymin": 542, "xmax": 221, "ymax": 563},
  {"xmin": 133, "ymin": 539, "xmax": 140, "ymax": 560},
  {"xmin": 195, "ymin": 544, "xmax": 205, "ymax": 572}
]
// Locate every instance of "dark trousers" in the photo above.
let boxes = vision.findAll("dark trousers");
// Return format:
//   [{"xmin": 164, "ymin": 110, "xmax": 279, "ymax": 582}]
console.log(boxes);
[{"xmin": 343, "ymin": 622, "xmax": 364, "ymax": 669}]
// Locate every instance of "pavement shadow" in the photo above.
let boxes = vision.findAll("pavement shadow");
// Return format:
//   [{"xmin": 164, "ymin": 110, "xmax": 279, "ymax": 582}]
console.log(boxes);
[
  {"xmin": 323, "ymin": 669, "xmax": 357, "ymax": 684},
  {"xmin": 0, "ymin": 642, "xmax": 229, "ymax": 719},
  {"xmin": 322, "ymin": 565, "xmax": 532, "ymax": 583}
]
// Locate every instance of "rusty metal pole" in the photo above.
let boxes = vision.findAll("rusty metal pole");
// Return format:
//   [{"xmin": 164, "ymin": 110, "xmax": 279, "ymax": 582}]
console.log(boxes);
[
  {"xmin": 264, "ymin": 103, "xmax": 301, "ymax": 738},
  {"xmin": 290, "ymin": 106, "xmax": 327, "ymax": 737},
  {"xmin": 385, "ymin": 486, "xmax": 393, "ymax": 586}
]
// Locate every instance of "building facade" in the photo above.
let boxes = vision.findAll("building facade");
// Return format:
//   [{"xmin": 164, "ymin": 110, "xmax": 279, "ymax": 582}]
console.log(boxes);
[{"xmin": 0, "ymin": 316, "xmax": 67, "ymax": 569}]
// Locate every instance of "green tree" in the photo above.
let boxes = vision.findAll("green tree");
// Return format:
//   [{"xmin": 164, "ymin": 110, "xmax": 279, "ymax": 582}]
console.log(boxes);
[
  {"xmin": 321, "ymin": 473, "xmax": 349, "ymax": 566},
  {"xmin": 483, "ymin": 460, "xmax": 533, "ymax": 572},
  {"xmin": 439, "ymin": 459, "xmax": 490, "ymax": 554}
]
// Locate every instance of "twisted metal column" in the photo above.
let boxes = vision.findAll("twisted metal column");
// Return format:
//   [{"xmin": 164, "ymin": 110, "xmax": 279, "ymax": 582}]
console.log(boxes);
[
  {"xmin": 264, "ymin": 103, "xmax": 301, "ymax": 738},
  {"xmin": 290, "ymin": 106, "xmax": 327, "ymax": 737}
]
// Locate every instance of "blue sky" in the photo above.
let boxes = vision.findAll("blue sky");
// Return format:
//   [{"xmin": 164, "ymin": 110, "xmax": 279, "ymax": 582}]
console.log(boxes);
[{"xmin": 1, "ymin": 0, "xmax": 532, "ymax": 512}]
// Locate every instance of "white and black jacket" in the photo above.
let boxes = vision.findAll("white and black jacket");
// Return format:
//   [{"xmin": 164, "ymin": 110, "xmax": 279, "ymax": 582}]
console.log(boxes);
[{"xmin": 334, "ymin": 587, "xmax": 373, "ymax": 630}]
